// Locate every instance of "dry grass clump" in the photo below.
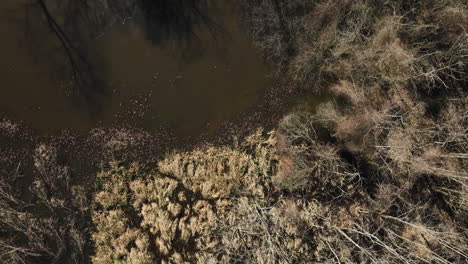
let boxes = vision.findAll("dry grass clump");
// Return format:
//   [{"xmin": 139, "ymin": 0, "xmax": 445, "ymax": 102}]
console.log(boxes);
[
  {"xmin": 158, "ymin": 129, "xmax": 277, "ymax": 199},
  {"xmin": 93, "ymin": 162, "xmax": 190, "ymax": 264},
  {"xmin": 92, "ymin": 164, "xmax": 224, "ymax": 263},
  {"xmin": 0, "ymin": 144, "xmax": 90, "ymax": 264},
  {"xmin": 92, "ymin": 130, "xmax": 283, "ymax": 263}
]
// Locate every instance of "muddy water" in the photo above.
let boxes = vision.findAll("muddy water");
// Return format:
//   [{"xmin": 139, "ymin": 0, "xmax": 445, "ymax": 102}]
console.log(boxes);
[{"xmin": 0, "ymin": 1, "xmax": 272, "ymax": 137}]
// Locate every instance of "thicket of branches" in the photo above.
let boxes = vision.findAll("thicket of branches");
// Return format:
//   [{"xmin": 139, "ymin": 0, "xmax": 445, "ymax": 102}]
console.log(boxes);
[
  {"xmin": 0, "ymin": 145, "xmax": 91, "ymax": 264},
  {"xmin": 237, "ymin": 0, "xmax": 467, "ymax": 262}
]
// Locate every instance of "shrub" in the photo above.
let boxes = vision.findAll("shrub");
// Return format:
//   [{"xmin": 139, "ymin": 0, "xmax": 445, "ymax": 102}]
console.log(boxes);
[
  {"xmin": 238, "ymin": 1, "xmax": 468, "ymax": 262},
  {"xmin": 0, "ymin": 144, "xmax": 90, "ymax": 264},
  {"xmin": 275, "ymin": 111, "xmax": 361, "ymax": 194}
]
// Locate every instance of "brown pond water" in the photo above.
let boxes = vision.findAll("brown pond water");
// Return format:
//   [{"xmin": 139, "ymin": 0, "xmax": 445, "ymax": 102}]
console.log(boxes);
[{"xmin": 0, "ymin": 0, "xmax": 273, "ymax": 137}]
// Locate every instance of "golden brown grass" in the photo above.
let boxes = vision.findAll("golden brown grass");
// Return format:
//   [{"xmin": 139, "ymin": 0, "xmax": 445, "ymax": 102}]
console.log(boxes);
[{"xmin": 92, "ymin": 129, "xmax": 286, "ymax": 263}]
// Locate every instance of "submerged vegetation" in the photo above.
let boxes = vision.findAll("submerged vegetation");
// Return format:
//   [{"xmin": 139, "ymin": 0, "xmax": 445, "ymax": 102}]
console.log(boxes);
[{"xmin": 1, "ymin": 0, "xmax": 467, "ymax": 263}]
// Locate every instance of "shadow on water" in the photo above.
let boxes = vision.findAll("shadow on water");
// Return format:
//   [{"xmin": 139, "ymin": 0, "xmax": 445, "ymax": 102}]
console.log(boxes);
[{"xmin": 138, "ymin": 0, "xmax": 222, "ymax": 47}]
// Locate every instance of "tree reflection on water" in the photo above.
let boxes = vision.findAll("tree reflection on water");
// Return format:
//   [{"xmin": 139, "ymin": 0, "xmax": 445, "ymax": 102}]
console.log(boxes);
[{"xmin": 29, "ymin": 0, "xmax": 223, "ymax": 112}]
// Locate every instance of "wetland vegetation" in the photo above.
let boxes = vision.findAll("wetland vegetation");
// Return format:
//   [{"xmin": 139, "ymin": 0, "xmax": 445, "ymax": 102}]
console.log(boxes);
[{"xmin": 1, "ymin": 0, "xmax": 467, "ymax": 263}]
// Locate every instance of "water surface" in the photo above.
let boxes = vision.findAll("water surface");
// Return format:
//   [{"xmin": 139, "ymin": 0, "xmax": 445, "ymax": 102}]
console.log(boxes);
[{"xmin": 0, "ymin": 0, "xmax": 272, "ymax": 137}]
